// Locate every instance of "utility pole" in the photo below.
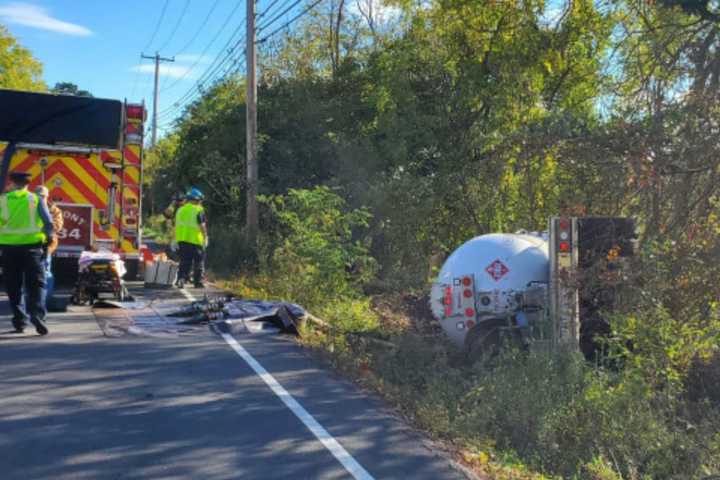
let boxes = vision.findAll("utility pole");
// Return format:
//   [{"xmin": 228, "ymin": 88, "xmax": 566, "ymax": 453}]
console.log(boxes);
[
  {"xmin": 246, "ymin": 0, "xmax": 258, "ymax": 247},
  {"xmin": 141, "ymin": 52, "xmax": 174, "ymax": 147}
]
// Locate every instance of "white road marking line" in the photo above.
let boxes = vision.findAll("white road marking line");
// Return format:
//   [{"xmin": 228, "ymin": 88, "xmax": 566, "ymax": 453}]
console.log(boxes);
[
  {"xmin": 180, "ymin": 288, "xmax": 374, "ymax": 480},
  {"xmin": 220, "ymin": 333, "xmax": 375, "ymax": 480},
  {"xmin": 179, "ymin": 288, "xmax": 196, "ymax": 302}
]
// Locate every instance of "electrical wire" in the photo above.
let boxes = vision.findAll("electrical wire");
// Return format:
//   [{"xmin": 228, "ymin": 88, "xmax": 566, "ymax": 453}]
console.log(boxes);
[
  {"xmin": 156, "ymin": 43, "xmax": 246, "ymax": 123},
  {"xmin": 257, "ymin": 0, "xmax": 326, "ymax": 43},
  {"xmin": 158, "ymin": 22, "xmax": 246, "ymax": 115},
  {"xmin": 130, "ymin": 0, "xmax": 170, "ymax": 101},
  {"xmin": 257, "ymin": 0, "xmax": 303, "ymax": 33},
  {"xmin": 160, "ymin": 1, "xmax": 244, "ymax": 93},
  {"xmin": 172, "ymin": 0, "xmax": 222, "ymax": 55},
  {"xmin": 160, "ymin": 0, "xmax": 323, "ymax": 119},
  {"xmin": 155, "ymin": 53, "xmax": 247, "ymax": 134},
  {"xmin": 156, "ymin": 0, "xmax": 191, "ymax": 52},
  {"xmin": 157, "ymin": 0, "xmax": 326, "ymax": 129},
  {"xmin": 142, "ymin": 0, "xmax": 171, "ymax": 52},
  {"xmin": 257, "ymin": 0, "xmax": 286, "ymax": 19},
  {"xmin": 156, "ymin": 40, "xmax": 245, "ymax": 121},
  {"xmin": 158, "ymin": 36, "xmax": 244, "ymax": 117}
]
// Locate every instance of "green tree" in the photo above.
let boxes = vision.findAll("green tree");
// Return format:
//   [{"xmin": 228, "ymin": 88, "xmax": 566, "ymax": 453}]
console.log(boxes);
[
  {"xmin": 0, "ymin": 25, "xmax": 45, "ymax": 91},
  {"xmin": 51, "ymin": 81, "xmax": 92, "ymax": 97}
]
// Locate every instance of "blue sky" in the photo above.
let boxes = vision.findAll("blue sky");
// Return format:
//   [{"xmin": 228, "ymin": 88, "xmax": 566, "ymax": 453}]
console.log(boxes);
[{"xmin": 0, "ymin": 1, "xmax": 250, "ymax": 136}]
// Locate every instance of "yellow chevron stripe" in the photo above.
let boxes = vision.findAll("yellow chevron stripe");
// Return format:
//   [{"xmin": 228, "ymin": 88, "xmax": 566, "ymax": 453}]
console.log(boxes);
[
  {"xmin": 4, "ymin": 147, "xmax": 139, "ymax": 255},
  {"xmin": 124, "ymin": 167, "xmax": 140, "ymax": 184}
]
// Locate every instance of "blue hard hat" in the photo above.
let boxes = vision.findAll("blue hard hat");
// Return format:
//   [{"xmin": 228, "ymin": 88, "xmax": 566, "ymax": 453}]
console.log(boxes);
[{"xmin": 187, "ymin": 187, "xmax": 204, "ymax": 200}]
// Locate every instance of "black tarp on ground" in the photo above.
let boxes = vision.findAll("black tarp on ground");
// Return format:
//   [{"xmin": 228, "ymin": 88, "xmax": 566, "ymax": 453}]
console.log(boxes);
[{"xmin": 0, "ymin": 89, "xmax": 122, "ymax": 148}]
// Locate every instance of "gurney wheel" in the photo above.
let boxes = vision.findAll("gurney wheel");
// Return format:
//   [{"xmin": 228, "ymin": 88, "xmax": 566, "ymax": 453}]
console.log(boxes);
[{"xmin": 70, "ymin": 293, "xmax": 88, "ymax": 306}]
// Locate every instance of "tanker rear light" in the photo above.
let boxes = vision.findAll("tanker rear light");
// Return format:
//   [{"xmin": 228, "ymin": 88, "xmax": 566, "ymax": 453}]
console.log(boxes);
[
  {"xmin": 559, "ymin": 218, "xmax": 570, "ymax": 230},
  {"xmin": 443, "ymin": 285, "xmax": 453, "ymax": 317},
  {"xmin": 559, "ymin": 241, "xmax": 570, "ymax": 252},
  {"xmin": 462, "ymin": 276, "xmax": 472, "ymax": 286},
  {"xmin": 465, "ymin": 307, "xmax": 475, "ymax": 317}
]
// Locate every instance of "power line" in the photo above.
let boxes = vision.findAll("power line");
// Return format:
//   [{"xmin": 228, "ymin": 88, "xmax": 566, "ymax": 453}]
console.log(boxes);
[
  {"xmin": 173, "ymin": 0, "xmax": 222, "ymax": 55},
  {"xmin": 257, "ymin": 0, "xmax": 286, "ymax": 19},
  {"xmin": 156, "ymin": 0, "xmax": 191, "ymax": 52},
  {"xmin": 160, "ymin": 1, "xmax": 244, "ymax": 93},
  {"xmin": 157, "ymin": 36, "xmax": 244, "ymax": 117},
  {"xmin": 142, "ymin": 0, "xmax": 171, "ymax": 52},
  {"xmin": 155, "ymin": 53, "xmax": 247, "ymax": 133},
  {"xmin": 156, "ymin": 40, "xmax": 245, "ymax": 121},
  {"xmin": 156, "ymin": 45, "xmax": 246, "ymax": 124},
  {"xmin": 258, "ymin": 0, "xmax": 326, "ymax": 43},
  {"xmin": 158, "ymin": 0, "xmax": 326, "ymax": 128},
  {"xmin": 158, "ymin": 22, "xmax": 246, "ymax": 115},
  {"xmin": 257, "ymin": 0, "xmax": 303, "ymax": 33},
  {"xmin": 159, "ymin": 0, "xmax": 323, "ymax": 119},
  {"xmin": 130, "ymin": 0, "xmax": 171, "ymax": 101}
]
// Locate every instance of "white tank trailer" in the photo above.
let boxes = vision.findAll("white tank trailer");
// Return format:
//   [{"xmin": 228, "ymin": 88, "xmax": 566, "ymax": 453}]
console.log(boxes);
[
  {"xmin": 430, "ymin": 233, "xmax": 550, "ymax": 350},
  {"xmin": 430, "ymin": 217, "xmax": 637, "ymax": 356}
]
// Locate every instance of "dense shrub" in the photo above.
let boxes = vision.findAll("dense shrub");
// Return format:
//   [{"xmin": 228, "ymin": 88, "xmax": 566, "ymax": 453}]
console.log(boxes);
[{"xmin": 257, "ymin": 186, "xmax": 377, "ymax": 309}]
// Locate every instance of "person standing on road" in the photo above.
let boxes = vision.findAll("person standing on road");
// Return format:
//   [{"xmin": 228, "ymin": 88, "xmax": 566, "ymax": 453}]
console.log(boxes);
[
  {"xmin": 0, "ymin": 172, "xmax": 55, "ymax": 335},
  {"xmin": 165, "ymin": 191, "xmax": 186, "ymax": 256},
  {"xmin": 174, "ymin": 188, "xmax": 208, "ymax": 289},
  {"xmin": 35, "ymin": 186, "xmax": 63, "ymax": 304}
]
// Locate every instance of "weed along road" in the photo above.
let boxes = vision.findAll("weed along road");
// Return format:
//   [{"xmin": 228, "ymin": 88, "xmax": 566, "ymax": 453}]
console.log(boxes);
[{"xmin": 0, "ymin": 284, "xmax": 467, "ymax": 480}]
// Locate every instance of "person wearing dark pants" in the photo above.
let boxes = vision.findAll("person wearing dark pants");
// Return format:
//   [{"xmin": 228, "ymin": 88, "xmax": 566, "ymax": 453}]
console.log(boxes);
[
  {"xmin": 0, "ymin": 172, "xmax": 55, "ymax": 335},
  {"xmin": 174, "ymin": 188, "xmax": 208, "ymax": 289},
  {"xmin": 178, "ymin": 242, "xmax": 205, "ymax": 286}
]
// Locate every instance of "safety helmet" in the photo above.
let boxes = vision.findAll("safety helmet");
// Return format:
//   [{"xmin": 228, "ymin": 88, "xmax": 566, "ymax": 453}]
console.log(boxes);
[{"xmin": 186, "ymin": 187, "xmax": 204, "ymax": 200}]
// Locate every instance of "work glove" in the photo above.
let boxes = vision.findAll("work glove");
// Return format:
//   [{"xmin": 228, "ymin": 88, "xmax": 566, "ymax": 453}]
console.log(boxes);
[
  {"xmin": 170, "ymin": 239, "xmax": 178, "ymax": 252},
  {"xmin": 203, "ymin": 237, "xmax": 209, "ymax": 249}
]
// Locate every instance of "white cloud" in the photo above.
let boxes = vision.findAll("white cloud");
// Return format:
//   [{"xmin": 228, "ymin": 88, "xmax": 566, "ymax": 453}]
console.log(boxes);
[
  {"xmin": 0, "ymin": 2, "xmax": 92, "ymax": 36},
  {"xmin": 131, "ymin": 64, "xmax": 194, "ymax": 79}
]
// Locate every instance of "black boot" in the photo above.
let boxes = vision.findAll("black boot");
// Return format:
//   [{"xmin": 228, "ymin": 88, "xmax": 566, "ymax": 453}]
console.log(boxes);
[{"xmin": 32, "ymin": 320, "xmax": 48, "ymax": 336}]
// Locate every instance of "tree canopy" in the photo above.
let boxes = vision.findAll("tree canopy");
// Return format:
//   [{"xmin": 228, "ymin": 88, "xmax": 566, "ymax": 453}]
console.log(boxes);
[
  {"xmin": 51, "ymin": 82, "xmax": 93, "ymax": 97},
  {"xmin": 149, "ymin": 0, "xmax": 720, "ymax": 311},
  {"xmin": 0, "ymin": 25, "xmax": 45, "ymax": 91}
]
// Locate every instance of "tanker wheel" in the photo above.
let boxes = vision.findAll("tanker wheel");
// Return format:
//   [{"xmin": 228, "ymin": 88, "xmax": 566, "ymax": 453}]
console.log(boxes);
[{"xmin": 464, "ymin": 321, "xmax": 504, "ymax": 364}]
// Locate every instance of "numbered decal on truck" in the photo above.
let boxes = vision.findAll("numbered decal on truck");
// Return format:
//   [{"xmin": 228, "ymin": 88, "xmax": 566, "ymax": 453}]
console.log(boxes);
[{"xmin": 56, "ymin": 203, "xmax": 93, "ymax": 250}]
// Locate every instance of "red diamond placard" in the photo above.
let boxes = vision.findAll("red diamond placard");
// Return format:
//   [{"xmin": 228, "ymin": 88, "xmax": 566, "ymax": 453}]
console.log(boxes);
[{"xmin": 485, "ymin": 259, "xmax": 509, "ymax": 281}]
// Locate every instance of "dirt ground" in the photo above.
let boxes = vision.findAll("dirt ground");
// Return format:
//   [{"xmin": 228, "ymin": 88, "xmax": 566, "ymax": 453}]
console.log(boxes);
[{"xmin": 370, "ymin": 292, "xmax": 443, "ymax": 337}]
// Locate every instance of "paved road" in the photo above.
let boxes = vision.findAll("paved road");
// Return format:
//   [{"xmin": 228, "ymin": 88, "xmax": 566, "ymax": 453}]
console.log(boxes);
[{"xmin": 0, "ymin": 284, "xmax": 467, "ymax": 480}]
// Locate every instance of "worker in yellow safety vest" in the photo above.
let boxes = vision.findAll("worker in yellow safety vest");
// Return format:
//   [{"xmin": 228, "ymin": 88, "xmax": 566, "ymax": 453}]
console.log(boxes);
[
  {"xmin": 0, "ymin": 171, "xmax": 56, "ymax": 335},
  {"xmin": 174, "ymin": 187, "xmax": 208, "ymax": 289}
]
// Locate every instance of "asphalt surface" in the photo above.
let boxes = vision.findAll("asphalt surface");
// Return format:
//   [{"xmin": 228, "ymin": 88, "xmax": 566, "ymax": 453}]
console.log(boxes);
[{"xmin": 0, "ymin": 283, "xmax": 467, "ymax": 480}]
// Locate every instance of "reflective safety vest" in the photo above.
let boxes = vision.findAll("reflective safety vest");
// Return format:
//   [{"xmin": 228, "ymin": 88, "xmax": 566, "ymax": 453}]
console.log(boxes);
[
  {"xmin": 0, "ymin": 190, "xmax": 46, "ymax": 245},
  {"xmin": 175, "ymin": 203, "xmax": 205, "ymax": 246}
]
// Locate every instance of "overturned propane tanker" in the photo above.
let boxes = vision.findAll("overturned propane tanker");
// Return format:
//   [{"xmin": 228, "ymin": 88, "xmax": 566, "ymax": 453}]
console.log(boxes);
[
  {"xmin": 430, "ymin": 217, "xmax": 637, "ymax": 357},
  {"xmin": 430, "ymin": 233, "xmax": 549, "ymax": 351}
]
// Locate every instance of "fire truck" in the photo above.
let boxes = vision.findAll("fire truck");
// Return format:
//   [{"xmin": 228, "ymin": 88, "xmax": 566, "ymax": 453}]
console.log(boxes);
[{"xmin": 0, "ymin": 89, "xmax": 146, "ymax": 279}]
